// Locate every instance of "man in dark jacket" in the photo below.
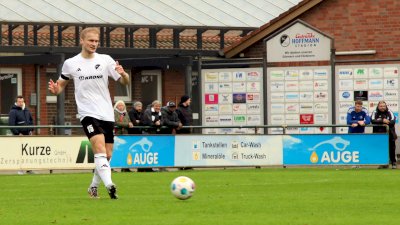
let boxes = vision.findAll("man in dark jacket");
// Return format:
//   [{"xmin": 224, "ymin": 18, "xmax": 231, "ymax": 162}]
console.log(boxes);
[
  {"xmin": 141, "ymin": 100, "xmax": 163, "ymax": 134},
  {"xmin": 176, "ymin": 95, "xmax": 193, "ymax": 134},
  {"xmin": 161, "ymin": 101, "xmax": 182, "ymax": 134},
  {"xmin": 371, "ymin": 100, "xmax": 397, "ymax": 169},
  {"xmin": 8, "ymin": 95, "xmax": 33, "ymax": 135},
  {"xmin": 128, "ymin": 101, "xmax": 143, "ymax": 134}
]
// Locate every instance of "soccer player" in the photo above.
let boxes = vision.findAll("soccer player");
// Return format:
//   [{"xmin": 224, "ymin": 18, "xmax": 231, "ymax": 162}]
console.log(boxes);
[{"xmin": 48, "ymin": 27, "xmax": 130, "ymax": 199}]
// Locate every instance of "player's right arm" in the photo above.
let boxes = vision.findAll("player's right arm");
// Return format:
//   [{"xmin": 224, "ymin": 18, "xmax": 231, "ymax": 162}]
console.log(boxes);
[{"xmin": 48, "ymin": 79, "xmax": 69, "ymax": 95}]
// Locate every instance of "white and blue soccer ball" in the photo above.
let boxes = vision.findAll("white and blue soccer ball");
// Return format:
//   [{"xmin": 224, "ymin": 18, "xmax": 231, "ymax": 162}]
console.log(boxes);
[{"xmin": 170, "ymin": 176, "xmax": 195, "ymax": 200}]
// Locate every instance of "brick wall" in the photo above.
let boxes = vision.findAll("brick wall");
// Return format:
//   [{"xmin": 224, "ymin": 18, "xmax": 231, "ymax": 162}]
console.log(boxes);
[{"xmin": 163, "ymin": 68, "xmax": 186, "ymax": 105}]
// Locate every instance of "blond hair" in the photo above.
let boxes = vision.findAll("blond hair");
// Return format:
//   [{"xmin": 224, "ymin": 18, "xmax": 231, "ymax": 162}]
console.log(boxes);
[
  {"xmin": 151, "ymin": 100, "xmax": 161, "ymax": 106},
  {"xmin": 113, "ymin": 100, "xmax": 126, "ymax": 111},
  {"xmin": 80, "ymin": 27, "xmax": 100, "ymax": 40}
]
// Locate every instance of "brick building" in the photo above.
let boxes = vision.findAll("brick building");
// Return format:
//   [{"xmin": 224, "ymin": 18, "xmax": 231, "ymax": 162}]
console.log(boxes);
[{"xmin": 224, "ymin": 0, "xmax": 400, "ymax": 135}]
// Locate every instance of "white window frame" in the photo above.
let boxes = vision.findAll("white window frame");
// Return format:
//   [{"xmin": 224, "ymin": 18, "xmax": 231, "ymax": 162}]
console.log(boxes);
[{"xmin": 46, "ymin": 68, "xmax": 58, "ymax": 103}]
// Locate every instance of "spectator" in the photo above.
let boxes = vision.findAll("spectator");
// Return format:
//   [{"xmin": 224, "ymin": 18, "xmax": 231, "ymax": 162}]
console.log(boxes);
[
  {"xmin": 114, "ymin": 100, "xmax": 133, "ymax": 172},
  {"xmin": 176, "ymin": 95, "xmax": 193, "ymax": 134},
  {"xmin": 113, "ymin": 100, "xmax": 133, "ymax": 135},
  {"xmin": 371, "ymin": 101, "xmax": 397, "ymax": 169},
  {"xmin": 9, "ymin": 95, "xmax": 34, "ymax": 175},
  {"xmin": 161, "ymin": 101, "xmax": 182, "ymax": 134},
  {"xmin": 128, "ymin": 101, "xmax": 143, "ymax": 134},
  {"xmin": 347, "ymin": 100, "xmax": 370, "ymax": 133},
  {"xmin": 8, "ymin": 95, "xmax": 33, "ymax": 136},
  {"xmin": 142, "ymin": 100, "xmax": 163, "ymax": 134}
]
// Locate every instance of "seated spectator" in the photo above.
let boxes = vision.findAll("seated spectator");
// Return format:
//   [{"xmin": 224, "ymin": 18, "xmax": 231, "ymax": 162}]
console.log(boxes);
[
  {"xmin": 161, "ymin": 101, "xmax": 182, "ymax": 134},
  {"xmin": 114, "ymin": 100, "xmax": 133, "ymax": 135},
  {"xmin": 128, "ymin": 101, "xmax": 143, "ymax": 134},
  {"xmin": 113, "ymin": 100, "xmax": 133, "ymax": 172},
  {"xmin": 142, "ymin": 100, "xmax": 163, "ymax": 134}
]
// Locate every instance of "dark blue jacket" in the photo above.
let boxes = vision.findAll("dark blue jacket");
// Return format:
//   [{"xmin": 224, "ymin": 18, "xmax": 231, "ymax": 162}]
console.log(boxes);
[
  {"xmin": 346, "ymin": 106, "xmax": 371, "ymax": 133},
  {"xmin": 8, "ymin": 104, "xmax": 33, "ymax": 135}
]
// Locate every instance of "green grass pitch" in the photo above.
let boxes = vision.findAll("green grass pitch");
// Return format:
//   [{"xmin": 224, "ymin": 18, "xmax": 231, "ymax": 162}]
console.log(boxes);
[{"xmin": 1, "ymin": 168, "xmax": 399, "ymax": 225}]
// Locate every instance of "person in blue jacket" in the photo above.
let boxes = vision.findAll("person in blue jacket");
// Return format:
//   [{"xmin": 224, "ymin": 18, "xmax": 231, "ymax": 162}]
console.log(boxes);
[{"xmin": 347, "ymin": 100, "xmax": 371, "ymax": 133}]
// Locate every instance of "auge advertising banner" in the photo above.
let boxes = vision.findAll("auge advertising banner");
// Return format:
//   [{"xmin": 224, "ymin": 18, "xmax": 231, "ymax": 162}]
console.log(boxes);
[
  {"xmin": 111, "ymin": 136, "xmax": 175, "ymax": 168},
  {"xmin": 283, "ymin": 134, "xmax": 389, "ymax": 165}
]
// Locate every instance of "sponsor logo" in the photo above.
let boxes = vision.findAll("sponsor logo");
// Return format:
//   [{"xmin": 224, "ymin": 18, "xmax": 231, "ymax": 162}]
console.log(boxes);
[
  {"xmin": 338, "ymin": 69, "xmax": 353, "ymax": 77},
  {"xmin": 314, "ymin": 70, "xmax": 328, "ymax": 79},
  {"xmin": 129, "ymin": 138, "xmax": 159, "ymax": 165},
  {"xmin": 219, "ymin": 72, "xmax": 231, "ymax": 81},
  {"xmin": 369, "ymin": 68, "xmax": 382, "ymax": 77},
  {"xmin": 314, "ymin": 103, "xmax": 328, "ymax": 112},
  {"xmin": 205, "ymin": 72, "xmax": 218, "ymax": 81},
  {"xmin": 286, "ymin": 104, "xmax": 299, "ymax": 112},
  {"xmin": 368, "ymin": 91, "xmax": 383, "ymax": 100},
  {"xmin": 285, "ymin": 93, "xmax": 299, "ymax": 100},
  {"xmin": 300, "ymin": 114, "xmax": 314, "ymax": 124},
  {"xmin": 247, "ymin": 93, "xmax": 261, "ymax": 103},
  {"xmin": 270, "ymin": 71, "xmax": 284, "ymax": 80},
  {"xmin": 79, "ymin": 75, "xmax": 103, "ymax": 80},
  {"xmin": 384, "ymin": 90, "xmax": 398, "ymax": 99},
  {"xmin": 280, "ymin": 34, "xmax": 290, "ymax": 47},
  {"xmin": 247, "ymin": 115, "xmax": 261, "ymax": 124},
  {"xmin": 291, "ymin": 32, "xmax": 320, "ymax": 47},
  {"xmin": 234, "ymin": 115, "xmax": 246, "ymax": 123},
  {"xmin": 247, "ymin": 71, "xmax": 260, "ymax": 80},
  {"xmin": 342, "ymin": 92, "xmax": 350, "ymax": 98},
  {"xmin": 308, "ymin": 137, "xmax": 359, "ymax": 164},
  {"xmin": 76, "ymin": 141, "xmax": 94, "ymax": 163},
  {"xmin": 205, "ymin": 116, "xmax": 218, "ymax": 123},
  {"xmin": 233, "ymin": 72, "xmax": 245, "ymax": 80}
]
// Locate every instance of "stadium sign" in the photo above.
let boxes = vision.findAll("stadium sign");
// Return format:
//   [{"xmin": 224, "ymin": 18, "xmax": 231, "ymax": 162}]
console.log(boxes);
[{"xmin": 265, "ymin": 20, "xmax": 332, "ymax": 62}]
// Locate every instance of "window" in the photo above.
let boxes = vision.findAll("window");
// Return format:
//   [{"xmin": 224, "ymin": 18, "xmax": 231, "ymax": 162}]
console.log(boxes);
[
  {"xmin": 139, "ymin": 70, "xmax": 162, "ymax": 107},
  {"xmin": 0, "ymin": 68, "xmax": 22, "ymax": 114},
  {"xmin": 113, "ymin": 71, "xmax": 131, "ymax": 102}
]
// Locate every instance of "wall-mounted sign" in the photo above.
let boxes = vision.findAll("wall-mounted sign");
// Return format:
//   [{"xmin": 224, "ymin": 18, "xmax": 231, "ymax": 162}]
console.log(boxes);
[{"xmin": 265, "ymin": 20, "xmax": 332, "ymax": 62}]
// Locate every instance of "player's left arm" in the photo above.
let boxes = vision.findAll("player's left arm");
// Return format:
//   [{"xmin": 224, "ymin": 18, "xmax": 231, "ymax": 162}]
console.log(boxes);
[{"xmin": 115, "ymin": 61, "xmax": 130, "ymax": 85}]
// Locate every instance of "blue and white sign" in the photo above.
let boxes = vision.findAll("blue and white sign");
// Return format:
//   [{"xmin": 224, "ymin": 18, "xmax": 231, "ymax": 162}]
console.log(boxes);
[
  {"xmin": 175, "ymin": 135, "xmax": 283, "ymax": 166},
  {"xmin": 111, "ymin": 136, "xmax": 175, "ymax": 168},
  {"xmin": 283, "ymin": 134, "xmax": 389, "ymax": 165}
]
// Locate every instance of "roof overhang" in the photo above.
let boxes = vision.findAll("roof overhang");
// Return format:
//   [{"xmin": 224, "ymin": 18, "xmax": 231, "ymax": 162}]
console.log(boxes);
[{"xmin": 224, "ymin": 0, "xmax": 324, "ymax": 58}]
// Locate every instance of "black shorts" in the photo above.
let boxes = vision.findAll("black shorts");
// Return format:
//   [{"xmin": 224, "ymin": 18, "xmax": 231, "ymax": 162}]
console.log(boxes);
[{"xmin": 81, "ymin": 117, "xmax": 115, "ymax": 143}]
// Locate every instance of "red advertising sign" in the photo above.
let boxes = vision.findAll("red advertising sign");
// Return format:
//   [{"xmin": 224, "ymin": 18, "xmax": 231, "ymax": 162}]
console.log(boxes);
[
  {"xmin": 300, "ymin": 114, "xmax": 314, "ymax": 124},
  {"xmin": 205, "ymin": 94, "xmax": 218, "ymax": 104}
]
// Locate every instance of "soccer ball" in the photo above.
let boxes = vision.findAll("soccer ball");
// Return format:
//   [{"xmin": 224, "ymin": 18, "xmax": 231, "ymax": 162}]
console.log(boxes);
[{"xmin": 170, "ymin": 176, "xmax": 195, "ymax": 200}]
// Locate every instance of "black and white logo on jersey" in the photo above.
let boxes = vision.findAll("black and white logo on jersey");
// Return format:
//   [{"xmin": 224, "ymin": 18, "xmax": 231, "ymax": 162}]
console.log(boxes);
[
  {"xmin": 77, "ymin": 68, "xmax": 81, "ymax": 72},
  {"xmin": 95, "ymin": 64, "xmax": 102, "ymax": 71}
]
